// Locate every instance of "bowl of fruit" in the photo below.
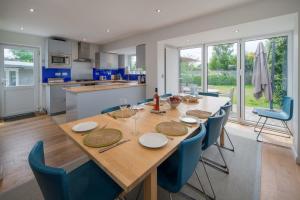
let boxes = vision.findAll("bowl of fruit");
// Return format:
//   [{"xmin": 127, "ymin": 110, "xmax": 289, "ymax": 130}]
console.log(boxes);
[{"xmin": 167, "ymin": 96, "xmax": 182, "ymax": 109}]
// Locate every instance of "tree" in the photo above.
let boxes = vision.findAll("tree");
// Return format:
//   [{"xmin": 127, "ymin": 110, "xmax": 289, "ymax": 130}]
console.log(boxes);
[
  {"xmin": 208, "ymin": 44, "xmax": 237, "ymax": 70},
  {"xmin": 10, "ymin": 49, "xmax": 33, "ymax": 62}
]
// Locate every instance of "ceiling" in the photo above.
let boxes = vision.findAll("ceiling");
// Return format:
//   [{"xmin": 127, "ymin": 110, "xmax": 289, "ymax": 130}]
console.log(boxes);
[
  {"xmin": 161, "ymin": 14, "xmax": 296, "ymax": 48},
  {"xmin": 0, "ymin": 0, "xmax": 258, "ymax": 44}
]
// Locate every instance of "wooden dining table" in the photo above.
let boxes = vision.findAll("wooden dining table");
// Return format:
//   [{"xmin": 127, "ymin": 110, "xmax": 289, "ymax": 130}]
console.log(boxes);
[{"xmin": 59, "ymin": 96, "xmax": 230, "ymax": 200}]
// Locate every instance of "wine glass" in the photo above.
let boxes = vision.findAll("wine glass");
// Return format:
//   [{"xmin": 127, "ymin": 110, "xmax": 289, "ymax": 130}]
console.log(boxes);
[
  {"xmin": 131, "ymin": 106, "xmax": 140, "ymax": 135},
  {"xmin": 119, "ymin": 98, "xmax": 128, "ymax": 118}
]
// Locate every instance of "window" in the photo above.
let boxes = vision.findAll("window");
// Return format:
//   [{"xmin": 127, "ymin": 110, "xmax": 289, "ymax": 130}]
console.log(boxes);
[
  {"xmin": 4, "ymin": 48, "xmax": 34, "ymax": 87},
  {"xmin": 179, "ymin": 48, "xmax": 203, "ymax": 94},
  {"xmin": 128, "ymin": 55, "xmax": 136, "ymax": 71}
]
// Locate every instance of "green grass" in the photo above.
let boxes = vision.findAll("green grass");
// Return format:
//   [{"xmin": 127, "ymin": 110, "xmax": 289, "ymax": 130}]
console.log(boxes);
[{"xmin": 208, "ymin": 85, "xmax": 280, "ymax": 108}]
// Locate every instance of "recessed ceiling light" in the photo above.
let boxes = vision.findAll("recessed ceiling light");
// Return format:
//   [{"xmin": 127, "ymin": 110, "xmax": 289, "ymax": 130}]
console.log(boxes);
[
  {"xmin": 20, "ymin": 26, "xmax": 24, "ymax": 31},
  {"xmin": 83, "ymin": 38, "xmax": 87, "ymax": 42},
  {"xmin": 155, "ymin": 9, "xmax": 161, "ymax": 13},
  {"xmin": 234, "ymin": 29, "xmax": 239, "ymax": 33},
  {"xmin": 106, "ymin": 29, "xmax": 110, "ymax": 33},
  {"xmin": 29, "ymin": 8, "xmax": 35, "ymax": 12}
]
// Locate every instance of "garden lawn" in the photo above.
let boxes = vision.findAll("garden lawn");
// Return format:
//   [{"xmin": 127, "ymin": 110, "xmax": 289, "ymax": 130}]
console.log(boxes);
[{"xmin": 208, "ymin": 85, "xmax": 279, "ymax": 108}]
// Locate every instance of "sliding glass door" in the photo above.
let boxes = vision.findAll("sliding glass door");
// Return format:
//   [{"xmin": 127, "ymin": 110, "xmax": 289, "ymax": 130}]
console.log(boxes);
[
  {"xmin": 179, "ymin": 47, "xmax": 203, "ymax": 94},
  {"xmin": 206, "ymin": 42, "xmax": 239, "ymax": 118},
  {"xmin": 242, "ymin": 36, "xmax": 289, "ymax": 126}
]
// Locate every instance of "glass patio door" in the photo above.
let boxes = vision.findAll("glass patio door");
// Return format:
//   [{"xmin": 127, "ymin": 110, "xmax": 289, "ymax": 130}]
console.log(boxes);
[
  {"xmin": 0, "ymin": 45, "xmax": 38, "ymax": 118},
  {"xmin": 206, "ymin": 42, "xmax": 240, "ymax": 119},
  {"xmin": 242, "ymin": 35, "xmax": 289, "ymax": 126}
]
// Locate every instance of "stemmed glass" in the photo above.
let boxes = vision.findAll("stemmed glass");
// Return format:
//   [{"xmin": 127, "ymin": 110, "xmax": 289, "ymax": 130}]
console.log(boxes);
[
  {"xmin": 131, "ymin": 106, "xmax": 140, "ymax": 135},
  {"xmin": 119, "ymin": 98, "xmax": 128, "ymax": 118}
]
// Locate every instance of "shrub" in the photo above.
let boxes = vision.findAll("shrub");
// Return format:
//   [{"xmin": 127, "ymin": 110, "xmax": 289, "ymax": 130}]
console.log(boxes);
[{"xmin": 208, "ymin": 73, "xmax": 236, "ymax": 85}]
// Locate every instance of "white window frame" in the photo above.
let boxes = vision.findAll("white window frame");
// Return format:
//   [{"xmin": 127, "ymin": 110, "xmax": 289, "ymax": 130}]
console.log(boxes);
[{"xmin": 5, "ymin": 68, "xmax": 19, "ymax": 87}]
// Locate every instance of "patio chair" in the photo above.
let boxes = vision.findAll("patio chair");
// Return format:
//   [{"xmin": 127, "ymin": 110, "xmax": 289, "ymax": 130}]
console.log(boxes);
[
  {"xmin": 28, "ymin": 141, "xmax": 122, "ymax": 200},
  {"xmin": 253, "ymin": 96, "xmax": 293, "ymax": 142},
  {"xmin": 198, "ymin": 91, "xmax": 219, "ymax": 97}
]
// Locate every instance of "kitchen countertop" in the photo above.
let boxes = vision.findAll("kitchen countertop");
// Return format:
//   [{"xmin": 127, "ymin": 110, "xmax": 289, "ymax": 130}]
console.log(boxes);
[
  {"xmin": 64, "ymin": 82, "xmax": 146, "ymax": 93},
  {"xmin": 42, "ymin": 80, "xmax": 131, "ymax": 86}
]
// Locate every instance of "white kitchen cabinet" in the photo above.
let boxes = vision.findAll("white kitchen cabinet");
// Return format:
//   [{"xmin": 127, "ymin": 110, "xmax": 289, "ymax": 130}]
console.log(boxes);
[{"xmin": 95, "ymin": 52, "xmax": 118, "ymax": 69}]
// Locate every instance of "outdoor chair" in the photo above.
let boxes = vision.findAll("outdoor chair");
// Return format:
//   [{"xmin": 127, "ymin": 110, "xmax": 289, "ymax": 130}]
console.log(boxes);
[
  {"xmin": 198, "ymin": 91, "xmax": 219, "ymax": 97},
  {"xmin": 253, "ymin": 96, "xmax": 293, "ymax": 142}
]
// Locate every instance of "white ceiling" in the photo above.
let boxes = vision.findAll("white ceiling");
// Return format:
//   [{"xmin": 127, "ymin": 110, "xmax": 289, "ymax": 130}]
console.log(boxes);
[
  {"xmin": 161, "ymin": 14, "xmax": 296, "ymax": 47},
  {"xmin": 110, "ymin": 46, "xmax": 136, "ymax": 55},
  {"xmin": 0, "ymin": 0, "xmax": 258, "ymax": 44}
]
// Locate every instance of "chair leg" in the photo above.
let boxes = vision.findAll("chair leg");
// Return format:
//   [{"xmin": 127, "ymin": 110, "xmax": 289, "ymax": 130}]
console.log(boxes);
[
  {"xmin": 169, "ymin": 193, "xmax": 173, "ymax": 200},
  {"xmin": 202, "ymin": 142, "xmax": 229, "ymax": 174},
  {"xmin": 186, "ymin": 170, "xmax": 208, "ymax": 200},
  {"xmin": 254, "ymin": 116, "xmax": 262, "ymax": 132},
  {"xmin": 219, "ymin": 127, "xmax": 235, "ymax": 152},
  {"xmin": 282, "ymin": 121, "xmax": 293, "ymax": 137},
  {"xmin": 135, "ymin": 184, "xmax": 143, "ymax": 200},
  {"xmin": 256, "ymin": 117, "xmax": 268, "ymax": 142},
  {"xmin": 200, "ymin": 158, "xmax": 216, "ymax": 200}
]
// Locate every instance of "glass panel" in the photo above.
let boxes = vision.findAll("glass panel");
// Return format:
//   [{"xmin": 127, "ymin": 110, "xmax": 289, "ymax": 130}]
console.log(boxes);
[
  {"xmin": 244, "ymin": 36, "xmax": 288, "ymax": 125},
  {"xmin": 207, "ymin": 43, "xmax": 238, "ymax": 117},
  {"xmin": 4, "ymin": 48, "xmax": 34, "ymax": 87},
  {"xmin": 179, "ymin": 48, "xmax": 202, "ymax": 94}
]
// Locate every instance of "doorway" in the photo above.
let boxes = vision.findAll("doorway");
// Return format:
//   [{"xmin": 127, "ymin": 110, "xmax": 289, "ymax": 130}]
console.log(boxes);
[{"xmin": 0, "ymin": 44, "xmax": 39, "ymax": 118}]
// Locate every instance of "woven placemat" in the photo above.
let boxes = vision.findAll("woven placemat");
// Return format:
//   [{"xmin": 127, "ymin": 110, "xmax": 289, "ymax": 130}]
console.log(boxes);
[
  {"xmin": 155, "ymin": 121, "xmax": 188, "ymax": 136},
  {"xmin": 109, "ymin": 109, "xmax": 136, "ymax": 118},
  {"xmin": 182, "ymin": 95, "xmax": 198, "ymax": 103},
  {"xmin": 83, "ymin": 128, "xmax": 122, "ymax": 148},
  {"xmin": 186, "ymin": 110, "xmax": 212, "ymax": 119}
]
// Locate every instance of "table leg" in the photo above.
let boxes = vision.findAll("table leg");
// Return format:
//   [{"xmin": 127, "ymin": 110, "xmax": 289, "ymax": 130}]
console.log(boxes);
[
  {"xmin": 220, "ymin": 128, "xmax": 225, "ymax": 147},
  {"xmin": 144, "ymin": 168, "xmax": 157, "ymax": 200}
]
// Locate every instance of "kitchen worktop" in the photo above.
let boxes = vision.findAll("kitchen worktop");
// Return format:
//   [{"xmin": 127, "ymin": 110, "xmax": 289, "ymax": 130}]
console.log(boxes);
[
  {"xmin": 64, "ymin": 81, "xmax": 146, "ymax": 93},
  {"xmin": 43, "ymin": 80, "xmax": 131, "ymax": 86}
]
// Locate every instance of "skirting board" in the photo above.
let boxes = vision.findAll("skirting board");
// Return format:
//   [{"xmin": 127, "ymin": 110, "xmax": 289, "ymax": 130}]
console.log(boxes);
[{"xmin": 291, "ymin": 145, "xmax": 300, "ymax": 164}]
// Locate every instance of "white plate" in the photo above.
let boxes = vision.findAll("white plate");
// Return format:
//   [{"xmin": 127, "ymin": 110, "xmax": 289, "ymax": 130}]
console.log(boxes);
[
  {"xmin": 132, "ymin": 105, "xmax": 145, "ymax": 110},
  {"xmin": 139, "ymin": 133, "xmax": 168, "ymax": 148},
  {"xmin": 72, "ymin": 121, "xmax": 98, "ymax": 132},
  {"xmin": 179, "ymin": 116, "xmax": 198, "ymax": 124}
]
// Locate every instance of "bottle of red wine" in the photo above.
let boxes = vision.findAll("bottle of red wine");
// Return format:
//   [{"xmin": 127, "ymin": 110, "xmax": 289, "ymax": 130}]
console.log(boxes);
[{"xmin": 153, "ymin": 88, "xmax": 160, "ymax": 111}]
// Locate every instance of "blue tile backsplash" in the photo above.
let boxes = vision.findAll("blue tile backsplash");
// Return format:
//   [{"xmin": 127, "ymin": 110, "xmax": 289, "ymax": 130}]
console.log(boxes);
[
  {"xmin": 42, "ymin": 66, "xmax": 71, "ymax": 83},
  {"xmin": 42, "ymin": 66, "xmax": 143, "ymax": 83}
]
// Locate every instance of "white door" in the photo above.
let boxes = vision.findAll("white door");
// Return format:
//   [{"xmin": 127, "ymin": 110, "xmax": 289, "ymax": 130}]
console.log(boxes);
[
  {"xmin": 0, "ymin": 45, "xmax": 39, "ymax": 118},
  {"xmin": 165, "ymin": 47, "xmax": 179, "ymax": 94}
]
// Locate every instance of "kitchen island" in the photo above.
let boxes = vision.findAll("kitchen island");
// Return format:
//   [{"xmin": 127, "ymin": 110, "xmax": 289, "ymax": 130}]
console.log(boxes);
[{"xmin": 65, "ymin": 81, "xmax": 146, "ymax": 121}]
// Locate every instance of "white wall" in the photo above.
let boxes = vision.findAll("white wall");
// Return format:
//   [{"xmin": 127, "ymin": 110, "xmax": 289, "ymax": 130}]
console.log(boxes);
[{"xmin": 100, "ymin": 0, "xmax": 300, "ymax": 162}]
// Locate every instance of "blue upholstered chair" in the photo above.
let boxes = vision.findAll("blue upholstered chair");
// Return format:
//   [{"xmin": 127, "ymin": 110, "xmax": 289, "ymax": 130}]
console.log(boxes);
[
  {"xmin": 28, "ymin": 141, "xmax": 122, "ymax": 200},
  {"xmin": 202, "ymin": 109, "xmax": 229, "ymax": 174},
  {"xmin": 137, "ymin": 98, "xmax": 153, "ymax": 105},
  {"xmin": 160, "ymin": 93, "xmax": 172, "ymax": 98},
  {"xmin": 220, "ymin": 103, "xmax": 235, "ymax": 152},
  {"xmin": 198, "ymin": 91, "xmax": 219, "ymax": 97},
  {"xmin": 253, "ymin": 96, "xmax": 294, "ymax": 142},
  {"xmin": 156, "ymin": 124, "xmax": 215, "ymax": 200},
  {"xmin": 101, "ymin": 104, "xmax": 131, "ymax": 114}
]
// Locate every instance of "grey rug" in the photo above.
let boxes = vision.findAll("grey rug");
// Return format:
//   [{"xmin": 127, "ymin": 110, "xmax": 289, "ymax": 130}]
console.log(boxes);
[{"xmin": 127, "ymin": 132, "xmax": 262, "ymax": 200}]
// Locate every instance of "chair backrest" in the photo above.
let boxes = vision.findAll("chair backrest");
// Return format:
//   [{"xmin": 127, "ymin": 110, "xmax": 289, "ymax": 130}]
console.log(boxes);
[
  {"xmin": 177, "ymin": 124, "xmax": 206, "ymax": 188},
  {"xmin": 137, "ymin": 98, "xmax": 153, "ymax": 105},
  {"xmin": 202, "ymin": 109, "xmax": 225, "ymax": 150},
  {"xmin": 221, "ymin": 103, "xmax": 232, "ymax": 126},
  {"xmin": 161, "ymin": 93, "xmax": 172, "ymax": 98},
  {"xmin": 198, "ymin": 92, "xmax": 219, "ymax": 97},
  {"xmin": 28, "ymin": 141, "xmax": 69, "ymax": 200},
  {"xmin": 282, "ymin": 96, "xmax": 293, "ymax": 120},
  {"xmin": 101, "ymin": 104, "xmax": 131, "ymax": 114}
]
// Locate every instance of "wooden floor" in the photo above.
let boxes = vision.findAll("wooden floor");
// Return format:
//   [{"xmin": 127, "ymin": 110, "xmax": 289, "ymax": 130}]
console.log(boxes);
[
  {"xmin": 0, "ymin": 116, "xmax": 84, "ymax": 193},
  {"xmin": 0, "ymin": 116, "xmax": 300, "ymax": 199}
]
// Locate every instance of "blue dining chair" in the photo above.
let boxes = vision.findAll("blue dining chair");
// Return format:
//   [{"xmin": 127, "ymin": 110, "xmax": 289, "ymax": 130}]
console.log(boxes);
[
  {"xmin": 198, "ymin": 91, "xmax": 219, "ymax": 97},
  {"xmin": 253, "ymin": 96, "xmax": 294, "ymax": 142},
  {"xmin": 201, "ymin": 109, "xmax": 229, "ymax": 174},
  {"xmin": 160, "ymin": 93, "xmax": 172, "ymax": 98},
  {"xmin": 156, "ymin": 124, "xmax": 216, "ymax": 200},
  {"xmin": 220, "ymin": 103, "xmax": 235, "ymax": 152},
  {"xmin": 28, "ymin": 141, "xmax": 122, "ymax": 200},
  {"xmin": 101, "ymin": 104, "xmax": 131, "ymax": 114},
  {"xmin": 137, "ymin": 98, "xmax": 153, "ymax": 105}
]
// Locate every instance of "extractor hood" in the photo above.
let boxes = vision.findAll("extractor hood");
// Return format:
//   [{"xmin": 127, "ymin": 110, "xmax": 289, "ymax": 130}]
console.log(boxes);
[{"xmin": 73, "ymin": 42, "xmax": 91, "ymax": 62}]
